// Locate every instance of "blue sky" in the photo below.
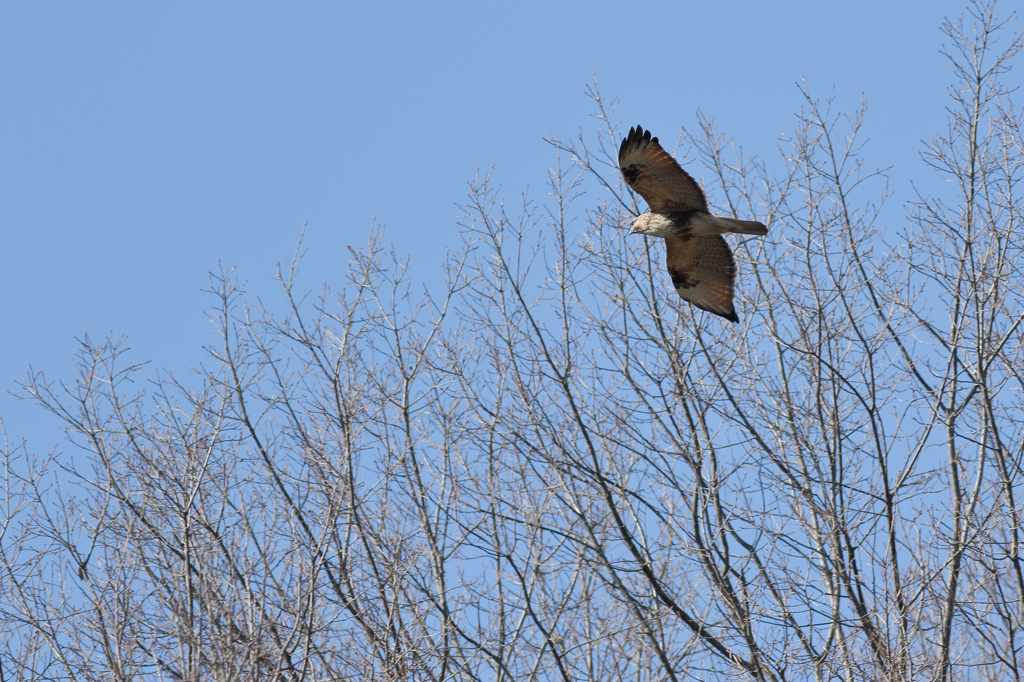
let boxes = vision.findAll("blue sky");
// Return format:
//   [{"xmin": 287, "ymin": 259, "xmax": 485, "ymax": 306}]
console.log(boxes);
[{"xmin": 0, "ymin": 1, "xmax": 985, "ymax": 449}]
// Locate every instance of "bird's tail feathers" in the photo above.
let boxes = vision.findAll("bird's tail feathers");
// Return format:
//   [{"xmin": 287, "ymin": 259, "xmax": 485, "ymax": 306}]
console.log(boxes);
[{"xmin": 718, "ymin": 217, "xmax": 768, "ymax": 236}]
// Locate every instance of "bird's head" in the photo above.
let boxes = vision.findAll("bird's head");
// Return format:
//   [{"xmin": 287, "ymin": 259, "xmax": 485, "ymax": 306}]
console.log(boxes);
[{"xmin": 629, "ymin": 212, "xmax": 674, "ymax": 238}]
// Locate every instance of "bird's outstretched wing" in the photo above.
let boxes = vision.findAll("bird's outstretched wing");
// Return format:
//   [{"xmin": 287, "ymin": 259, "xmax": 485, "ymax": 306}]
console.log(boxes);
[
  {"xmin": 619, "ymin": 125, "xmax": 708, "ymax": 213},
  {"xmin": 665, "ymin": 235, "xmax": 739, "ymax": 323}
]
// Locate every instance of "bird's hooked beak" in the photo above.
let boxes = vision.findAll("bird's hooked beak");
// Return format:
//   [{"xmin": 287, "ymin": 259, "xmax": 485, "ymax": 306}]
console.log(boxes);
[{"xmin": 628, "ymin": 212, "xmax": 651, "ymax": 236}]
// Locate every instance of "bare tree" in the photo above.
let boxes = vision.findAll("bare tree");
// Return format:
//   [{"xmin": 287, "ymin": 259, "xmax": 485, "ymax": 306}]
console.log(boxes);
[{"xmin": 1, "ymin": 2, "xmax": 1022, "ymax": 680}]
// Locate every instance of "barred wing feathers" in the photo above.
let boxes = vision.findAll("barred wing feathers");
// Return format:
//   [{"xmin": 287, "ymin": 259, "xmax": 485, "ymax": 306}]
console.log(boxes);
[
  {"xmin": 618, "ymin": 125, "xmax": 708, "ymax": 213},
  {"xmin": 665, "ymin": 235, "xmax": 739, "ymax": 323}
]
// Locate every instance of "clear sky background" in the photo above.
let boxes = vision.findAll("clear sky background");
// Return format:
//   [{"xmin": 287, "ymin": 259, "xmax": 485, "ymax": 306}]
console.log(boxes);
[{"xmin": 0, "ymin": 1, "xmax": 1000, "ymax": 451}]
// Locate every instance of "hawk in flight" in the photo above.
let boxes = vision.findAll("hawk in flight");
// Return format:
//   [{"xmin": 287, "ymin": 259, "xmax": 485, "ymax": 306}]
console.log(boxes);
[{"xmin": 619, "ymin": 125, "xmax": 768, "ymax": 323}]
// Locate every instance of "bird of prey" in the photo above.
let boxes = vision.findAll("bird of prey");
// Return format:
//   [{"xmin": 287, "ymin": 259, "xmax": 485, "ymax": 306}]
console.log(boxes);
[{"xmin": 619, "ymin": 125, "xmax": 768, "ymax": 323}]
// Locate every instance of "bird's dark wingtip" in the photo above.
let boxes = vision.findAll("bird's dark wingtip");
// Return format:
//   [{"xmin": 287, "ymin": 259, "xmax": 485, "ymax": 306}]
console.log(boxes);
[
  {"xmin": 692, "ymin": 303, "xmax": 740, "ymax": 324},
  {"xmin": 620, "ymin": 125, "xmax": 656, "ymax": 164}
]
